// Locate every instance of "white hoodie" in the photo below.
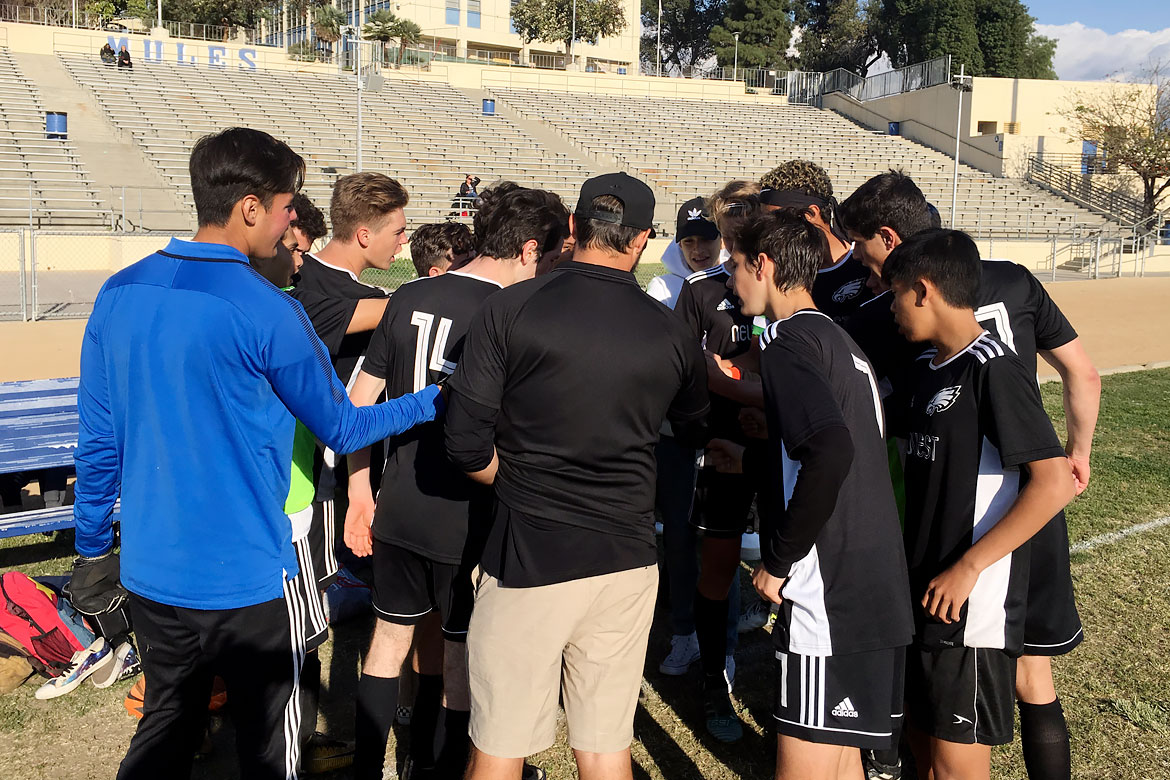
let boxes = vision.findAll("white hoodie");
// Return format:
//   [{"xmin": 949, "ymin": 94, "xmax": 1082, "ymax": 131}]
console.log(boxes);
[{"xmin": 646, "ymin": 241, "xmax": 730, "ymax": 309}]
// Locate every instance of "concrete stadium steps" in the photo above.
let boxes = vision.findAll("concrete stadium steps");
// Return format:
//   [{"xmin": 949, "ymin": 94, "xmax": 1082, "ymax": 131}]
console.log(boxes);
[
  {"xmin": 486, "ymin": 87, "xmax": 1110, "ymax": 239},
  {"xmin": 0, "ymin": 47, "xmax": 106, "ymax": 228},
  {"xmin": 55, "ymin": 53, "xmax": 598, "ymax": 230}
]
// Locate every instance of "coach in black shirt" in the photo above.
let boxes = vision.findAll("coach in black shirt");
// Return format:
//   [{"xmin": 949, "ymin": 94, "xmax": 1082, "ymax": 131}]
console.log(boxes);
[{"xmin": 446, "ymin": 173, "xmax": 709, "ymax": 780}]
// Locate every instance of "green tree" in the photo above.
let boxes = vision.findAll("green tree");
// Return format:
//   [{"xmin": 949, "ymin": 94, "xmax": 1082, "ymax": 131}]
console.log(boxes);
[
  {"xmin": 794, "ymin": 0, "xmax": 880, "ymax": 74},
  {"xmin": 875, "ymin": 0, "xmax": 981, "ymax": 71},
  {"xmin": 391, "ymin": 17, "xmax": 423, "ymax": 67},
  {"xmin": 974, "ymin": 0, "xmax": 1030, "ymax": 76},
  {"xmin": 1063, "ymin": 63, "xmax": 1170, "ymax": 220},
  {"xmin": 641, "ymin": 0, "xmax": 725, "ymax": 75},
  {"xmin": 710, "ymin": 0, "xmax": 794, "ymax": 70},
  {"xmin": 1018, "ymin": 32, "xmax": 1056, "ymax": 79},
  {"xmin": 511, "ymin": 0, "xmax": 628, "ymax": 64},
  {"xmin": 361, "ymin": 9, "xmax": 397, "ymax": 64},
  {"xmin": 313, "ymin": 4, "xmax": 345, "ymax": 44}
]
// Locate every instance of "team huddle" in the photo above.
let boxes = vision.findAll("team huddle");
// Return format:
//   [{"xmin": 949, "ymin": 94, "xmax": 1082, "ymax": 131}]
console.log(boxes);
[{"xmin": 67, "ymin": 127, "xmax": 1099, "ymax": 780}]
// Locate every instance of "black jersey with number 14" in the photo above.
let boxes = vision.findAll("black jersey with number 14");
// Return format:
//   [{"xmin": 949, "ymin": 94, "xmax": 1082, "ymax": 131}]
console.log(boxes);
[
  {"xmin": 362, "ymin": 271, "xmax": 502, "ymax": 563},
  {"xmin": 902, "ymin": 332, "xmax": 1066, "ymax": 654}
]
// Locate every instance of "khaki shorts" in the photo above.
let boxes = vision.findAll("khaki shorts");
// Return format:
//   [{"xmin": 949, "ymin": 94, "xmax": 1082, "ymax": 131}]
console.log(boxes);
[{"xmin": 467, "ymin": 565, "xmax": 658, "ymax": 757}]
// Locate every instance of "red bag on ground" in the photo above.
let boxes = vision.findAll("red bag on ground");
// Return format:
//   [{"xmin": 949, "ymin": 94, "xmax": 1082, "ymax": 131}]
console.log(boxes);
[{"xmin": 0, "ymin": 571, "xmax": 85, "ymax": 675}]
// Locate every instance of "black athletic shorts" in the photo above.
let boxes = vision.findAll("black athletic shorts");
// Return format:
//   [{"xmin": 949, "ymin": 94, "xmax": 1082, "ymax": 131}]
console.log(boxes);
[
  {"xmin": 307, "ymin": 498, "xmax": 340, "ymax": 591},
  {"xmin": 291, "ymin": 534, "xmax": 330, "ymax": 652},
  {"xmin": 774, "ymin": 646, "xmax": 905, "ymax": 749},
  {"xmin": 372, "ymin": 540, "xmax": 474, "ymax": 642},
  {"xmin": 906, "ymin": 646, "xmax": 1016, "ymax": 746},
  {"xmin": 1022, "ymin": 515, "xmax": 1083, "ymax": 656},
  {"xmin": 690, "ymin": 470, "xmax": 755, "ymax": 538}
]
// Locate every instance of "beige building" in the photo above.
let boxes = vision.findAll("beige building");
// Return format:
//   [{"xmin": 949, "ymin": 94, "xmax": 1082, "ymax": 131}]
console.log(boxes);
[{"xmin": 259, "ymin": 0, "xmax": 641, "ymax": 72}]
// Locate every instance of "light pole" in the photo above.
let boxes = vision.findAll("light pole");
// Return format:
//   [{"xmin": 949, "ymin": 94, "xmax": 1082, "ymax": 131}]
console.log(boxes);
[
  {"xmin": 157, "ymin": 0, "xmax": 162, "ymax": 29},
  {"xmin": 569, "ymin": 0, "xmax": 577, "ymax": 70},
  {"xmin": 656, "ymin": 0, "xmax": 662, "ymax": 77},
  {"xmin": 732, "ymin": 32, "xmax": 740, "ymax": 82},
  {"xmin": 949, "ymin": 64, "xmax": 971, "ymax": 228}
]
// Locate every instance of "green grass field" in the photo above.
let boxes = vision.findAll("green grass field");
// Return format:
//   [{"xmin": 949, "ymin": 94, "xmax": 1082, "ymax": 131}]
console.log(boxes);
[{"xmin": 1, "ymin": 368, "xmax": 1168, "ymax": 779}]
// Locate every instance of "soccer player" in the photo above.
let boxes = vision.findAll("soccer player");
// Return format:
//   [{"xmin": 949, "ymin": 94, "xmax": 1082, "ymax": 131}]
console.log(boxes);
[
  {"xmin": 707, "ymin": 209, "xmax": 913, "ymax": 780},
  {"xmin": 67, "ymin": 128, "xmax": 443, "ymax": 780},
  {"xmin": 445, "ymin": 173, "xmax": 710, "ymax": 780},
  {"xmin": 289, "ymin": 192, "xmax": 328, "ymax": 258},
  {"xmin": 343, "ymin": 187, "xmax": 570, "ymax": 780},
  {"xmin": 840, "ymin": 172, "xmax": 1100, "ymax": 780},
  {"xmin": 760, "ymin": 160, "xmax": 873, "ymax": 320},
  {"xmin": 410, "ymin": 221, "xmax": 475, "ymax": 278},
  {"xmin": 883, "ymin": 229, "xmax": 1076, "ymax": 780},
  {"xmin": 674, "ymin": 186, "xmax": 765, "ymax": 742},
  {"xmin": 646, "ymin": 198, "xmax": 728, "ymax": 676}
]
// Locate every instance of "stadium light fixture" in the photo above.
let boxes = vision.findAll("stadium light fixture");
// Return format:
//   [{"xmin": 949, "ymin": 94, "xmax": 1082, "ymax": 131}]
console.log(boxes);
[
  {"xmin": 949, "ymin": 64, "xmax": 973, "ymax": 228},
  {"xmin": 733, "ymin": 32, "xmax": 740, "ymax": 83}
]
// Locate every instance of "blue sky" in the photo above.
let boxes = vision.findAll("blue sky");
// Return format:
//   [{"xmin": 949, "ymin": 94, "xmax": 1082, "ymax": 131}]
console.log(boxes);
[{"xmin": 1026, "ymin": 0, "xmax": 1166, "ymax": 34}]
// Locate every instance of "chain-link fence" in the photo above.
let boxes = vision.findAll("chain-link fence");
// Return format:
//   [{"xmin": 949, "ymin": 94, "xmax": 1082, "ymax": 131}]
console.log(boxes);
[{"xmin": 0, "ymin": 229, "xmax": 27, "ymax": 321}]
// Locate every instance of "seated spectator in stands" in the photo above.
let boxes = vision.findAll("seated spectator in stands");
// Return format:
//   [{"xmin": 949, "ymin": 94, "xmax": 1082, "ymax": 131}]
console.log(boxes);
[
  {"xmin": 410, "ymin": 221, "xmax": 474, "ymax": 278},
  {"xmin": 100, "ymin": 43, "xmax": 116, "ymax": 65},
  {"xmin": 459, "ymin": 174, "xmax": 481, "ymax": 200},
  {"xmin": 117, "ymin": 45, "xmax": 132, "ymax": 69}
]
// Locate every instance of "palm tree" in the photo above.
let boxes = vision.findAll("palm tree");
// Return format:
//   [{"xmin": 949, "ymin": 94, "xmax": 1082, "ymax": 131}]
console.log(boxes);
[
  {"xmin": 361, "ymin": 9, "xmax": 397, "ymax": 66},
  {"xmin": 313, "ymin": 5, "xmax": 345, "ymax": 44},
  {"xmin": 391, "ymin": 17, "xmax": 423, "ymax": 67}
]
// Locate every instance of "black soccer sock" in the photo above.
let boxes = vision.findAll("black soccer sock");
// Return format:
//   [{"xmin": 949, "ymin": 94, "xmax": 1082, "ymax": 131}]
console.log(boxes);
[
  {"xmin": 299, "ymin": 649, "xmax": 322, "ymax": 748},
  {"xmin": 355, "ymin": 674, "xmax": 399, "ymax": 780},
  {"xmin": 694, "ymin": 590, "xmax": 730, "ymax": 679},
  {"xmin": 409, "ymin": 673, "xmax": 444, "ymax": 769},
  {"xmin": 1019, "ymin": 699, "xmax": 1071, "ymax": 780},
  {"xmin": 435, "ymin": 706, "xmax": 471, "ymax": 778}
]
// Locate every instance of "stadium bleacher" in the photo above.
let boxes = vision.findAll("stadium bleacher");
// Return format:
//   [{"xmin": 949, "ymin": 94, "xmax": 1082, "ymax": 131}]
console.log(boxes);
[
  {"xmin": 57, "ymin": 53, "xmax": 599, "ymax": 229},
  {"xmin": 0, "ymin": 48, "xmax": 105, "ymax": 227},
  {"xmin": 486, "ymin": 87, "xmax": 1111, "ymax": 239}
]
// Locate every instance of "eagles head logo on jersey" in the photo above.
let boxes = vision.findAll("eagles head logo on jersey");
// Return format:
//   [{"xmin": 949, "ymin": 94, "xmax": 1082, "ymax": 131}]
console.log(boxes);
[
  {"xmin": 925, "ymin": 386, "xmax": 962, "ymax": 416},
  {"xmin": 687, "ymin": 208, "xmax": 703, "ymax": 220},
  {"xmin": 832, "ymin": 278, "xmax": 865, "ymax": 303}
]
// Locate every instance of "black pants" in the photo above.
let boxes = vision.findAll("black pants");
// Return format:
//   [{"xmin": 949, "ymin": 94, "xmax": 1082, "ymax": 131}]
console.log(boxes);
[{"xmin": 118, "ymin": 589, "xmax": 307, "ymax": 780}]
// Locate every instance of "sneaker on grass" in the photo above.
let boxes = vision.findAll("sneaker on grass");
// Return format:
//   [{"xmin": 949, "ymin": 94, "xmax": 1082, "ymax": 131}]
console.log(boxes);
[
  {"xmin": 702, "ymin": 678, "xmax": 743, "ymax": 743},
  {"xmin": 658, "ymin": 632, "xmax": 701, "ymax": 675},
  {"xmin": 92, "ymin": 641, "xmax": 140, "ymax": 689},
  {"xmin": 35, "ymin": 636, "xmax": 114, "ymax": 699},
  {"xmin": 302, "ymin": 732, "xmax": 355, "ymax": 774},
  {"xmin": 737, "ymin": 597, "xmax": 778, "ymax": 633},
  {"xmin": 724, "ymin": 654, "xmax": 735, "ymax": 694}
]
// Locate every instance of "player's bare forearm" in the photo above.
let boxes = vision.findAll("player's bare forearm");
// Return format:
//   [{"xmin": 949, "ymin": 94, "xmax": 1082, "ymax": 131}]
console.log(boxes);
[
  {"xmin": 465, "ymin": 450, "xmax": 499, "ymax": 485},
  {"xmin": 1041, "ymin": 340, "xmax": 1100, "ymax": 459},
  {"xmin": 962, "ymin": 456, "xmax": 1075, "ymax": 574},
  {"xmin": 347, "ymin": 298, "xmax": 390, "ymax": 334}
]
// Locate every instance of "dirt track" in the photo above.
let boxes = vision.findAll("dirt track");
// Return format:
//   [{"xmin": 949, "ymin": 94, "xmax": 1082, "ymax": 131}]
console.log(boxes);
[{"xmin": 2, "ymin": 277, "xmax": 1169, "ymax": 383}]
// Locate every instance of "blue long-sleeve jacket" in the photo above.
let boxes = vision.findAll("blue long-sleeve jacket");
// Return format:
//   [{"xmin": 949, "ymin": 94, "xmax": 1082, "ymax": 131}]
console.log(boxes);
[{"xmin": 73, "ymin": 238, "xmax": 442, "ymax": 609}]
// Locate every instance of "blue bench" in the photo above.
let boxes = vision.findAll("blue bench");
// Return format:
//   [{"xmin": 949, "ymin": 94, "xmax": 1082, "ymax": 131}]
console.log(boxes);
[{"xmin": 0, "ymin": 377, "xmax": 119, "ymax": 539}]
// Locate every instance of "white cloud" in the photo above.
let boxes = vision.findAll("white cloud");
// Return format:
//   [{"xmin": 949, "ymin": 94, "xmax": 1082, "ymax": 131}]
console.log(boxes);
[{"xmin": 1036, "ymin": 22, "xmax": 1170, "ymax": 81}]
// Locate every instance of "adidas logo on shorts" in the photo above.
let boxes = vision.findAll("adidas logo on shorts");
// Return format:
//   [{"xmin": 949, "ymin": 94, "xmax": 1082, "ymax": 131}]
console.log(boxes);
[{"xmin": 831, "ymin": 697, "xmax": 860, "ymax": 718}]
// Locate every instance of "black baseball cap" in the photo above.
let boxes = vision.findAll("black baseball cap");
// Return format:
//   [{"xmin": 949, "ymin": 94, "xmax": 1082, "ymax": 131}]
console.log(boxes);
[
  {"xmin": 575, "ymin": 173, "xmax": 656, "ymax": 232},
  {"xmin": 675, "ymin": 197, "xmax": 720, "ymax": 241}
]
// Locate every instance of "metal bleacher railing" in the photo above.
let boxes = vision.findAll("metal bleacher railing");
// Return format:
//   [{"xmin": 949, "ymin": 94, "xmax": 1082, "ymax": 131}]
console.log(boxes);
[
  {"xmin": 0, "ymin": 2, "xmax": 255, "ymax": 43},
  {"xmin": 1027, "ymin": 155, "xmax": 1147, "ymax": 225}
]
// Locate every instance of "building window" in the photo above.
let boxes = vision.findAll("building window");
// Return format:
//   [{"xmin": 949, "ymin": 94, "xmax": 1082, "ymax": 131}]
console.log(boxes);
[
  {"xmin": 467, "ymin": 0, "xmax": 480, "ymax": 28},
  {"xmin": 446, "ymin": 0, "xmax": 460, "ymax": 25},
  {"xmin": 509, "ymin": 0, "xmax": 518, "ymax": 33},
  {"xmin": 977, "ymin": 121, "xmax": 997, "ymax": 135}
]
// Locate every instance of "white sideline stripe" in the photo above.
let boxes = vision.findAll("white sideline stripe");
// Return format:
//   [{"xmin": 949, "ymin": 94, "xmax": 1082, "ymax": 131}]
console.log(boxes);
[{"xmin": 1070, "ymin": 515, "xmax": 1170, "ymax": 554}]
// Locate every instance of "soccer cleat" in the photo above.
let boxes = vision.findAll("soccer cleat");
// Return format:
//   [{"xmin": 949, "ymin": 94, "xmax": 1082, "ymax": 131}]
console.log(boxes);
[
  {"xmin": 737, "ymin": 597, "xmax": 778, "ymax": 633},
  {"xmin": 522, "ymin": 764, "xmax": 547, "ymax": 780},
  {"xmin": 724, "ymin": 654, "xmax": 736, "ymax": 693},
  {"xmin": 302, "ymin": 732, "xmax": 355, "ymax": 774},
  {"xmin": 35, "ymin": 637, "xmax": 115, "ymax": 699},
  {"xmin": 863, "ymin": 749, "xmax": 902, "ymax": 780},
  {"xmin": 395, "ymin": 704, "xmax": 413, "ymax": 726},
  {"xmin": 702, "ymin": 679, "xmax": 744, "ymax": 743},
  {"xmin": 92, "ymin": 641, "xmax": 140, "ymax": 689},
  {"xmin": 658, "ymin": 632, "xmax": 701, "ymax": 675}
]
